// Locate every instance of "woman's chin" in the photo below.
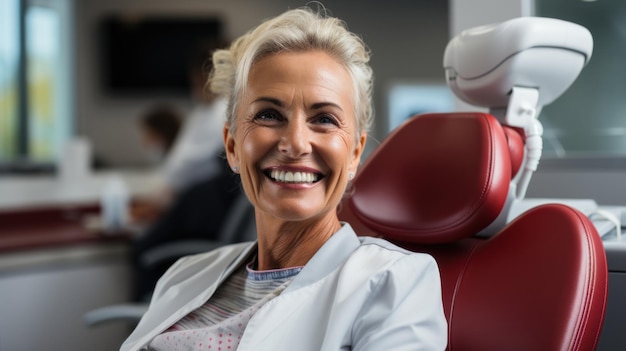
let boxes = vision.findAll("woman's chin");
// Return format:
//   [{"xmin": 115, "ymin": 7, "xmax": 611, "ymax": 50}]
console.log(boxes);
[
  {"xmin": 270, "ymin": 207, "xmax": 321, "ymax": 222},
  {"xmin": 261, "ymin": 200, "xmax": 330, "ymax": 223}
]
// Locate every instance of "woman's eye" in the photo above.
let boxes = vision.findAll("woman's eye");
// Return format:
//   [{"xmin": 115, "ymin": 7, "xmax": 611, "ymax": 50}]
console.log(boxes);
[
  {"xmin": 315, "ymin": 114, "xmax": 339, "ymax": 126},
  {"xmin": 254, "ymin": 110, "xmax": 281, "ymax": 123}
]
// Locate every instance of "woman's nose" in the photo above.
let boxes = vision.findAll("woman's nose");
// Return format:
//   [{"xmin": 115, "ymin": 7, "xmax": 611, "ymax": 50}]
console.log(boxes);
[{"xmin": 278, "ymin": 118, "xmax": 312, "ymax": 158}]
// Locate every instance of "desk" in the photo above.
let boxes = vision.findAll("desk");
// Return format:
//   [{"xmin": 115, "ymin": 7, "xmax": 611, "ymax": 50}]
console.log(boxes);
[
  {"xmin": 0, "ymin": 170, "xmax": 158, "ymax": 350},
  {"xmin": 0, "ymin": 204, "xmax": 130, "ymax": 253},
  {"xmin": 0, "ymin": 170, "xmax": 159, "ymax": 251}
]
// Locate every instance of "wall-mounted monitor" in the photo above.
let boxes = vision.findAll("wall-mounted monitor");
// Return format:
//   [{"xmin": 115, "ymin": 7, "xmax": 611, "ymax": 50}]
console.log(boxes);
[{"xmin": 98, "ymin": 15, "xmax": 223, "ymax": 95}]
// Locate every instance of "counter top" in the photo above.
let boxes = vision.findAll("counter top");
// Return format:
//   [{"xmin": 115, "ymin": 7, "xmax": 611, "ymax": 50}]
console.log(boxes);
[
  {"xmin": 0, "ymin": 170, "xmax": 158, "ymax": 253},
  {"xmin": 0, "ymin": 169, "xmax": 164, "ymax": 210},
  {"xmin": 0, "ymin": 203, "xmax": 132, "ymax": 253}
]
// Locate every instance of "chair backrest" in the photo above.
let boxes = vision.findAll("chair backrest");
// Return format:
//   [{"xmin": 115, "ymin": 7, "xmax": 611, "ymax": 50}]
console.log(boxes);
[
  {"xmin": 218, "ymin": 191, "xmax": 256, "ymax": 244},
  {"xmin": 339, "ymin": 112, "xmax": 608, "ymax": 350}
]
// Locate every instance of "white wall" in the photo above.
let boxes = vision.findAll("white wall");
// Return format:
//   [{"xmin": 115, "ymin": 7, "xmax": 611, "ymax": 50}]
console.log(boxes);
[{"xmin": 74, "ymin": 0, "xmax": 449, "ymax": 167}]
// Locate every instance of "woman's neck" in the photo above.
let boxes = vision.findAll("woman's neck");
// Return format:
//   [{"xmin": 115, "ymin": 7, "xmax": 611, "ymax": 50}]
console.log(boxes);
[{"xmin": 254, "ymin": 212, "xmax": 342, "ymax": 270}]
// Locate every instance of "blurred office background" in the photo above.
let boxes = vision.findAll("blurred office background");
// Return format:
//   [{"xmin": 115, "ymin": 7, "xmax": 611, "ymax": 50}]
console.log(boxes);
[
  {"xmin": 0, "ymin": 0, "xmax": 450, "ymax": 172},
  {"xmin": 1, "ymin": 0, "xmax": 626, "ymax": 350}
]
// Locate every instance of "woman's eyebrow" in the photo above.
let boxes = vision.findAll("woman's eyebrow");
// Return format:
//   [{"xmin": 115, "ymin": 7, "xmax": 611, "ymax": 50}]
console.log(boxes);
[
  {"xmin": 311, "ymin": 102, "xmax": 343, "ymax": 112},
  {"xmin": 253, "ymin": 96, "xmax": 284, "ymax": 107},
  {"xmin": 253, "ymin": 97, "xmax": 344, "ymax": 112}
]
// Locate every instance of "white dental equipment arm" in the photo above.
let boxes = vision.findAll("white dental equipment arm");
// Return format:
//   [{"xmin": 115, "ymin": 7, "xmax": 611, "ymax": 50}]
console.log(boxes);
[{"xmin": 443, "ymin": 17, "xmax": 593, "ymax": 200}]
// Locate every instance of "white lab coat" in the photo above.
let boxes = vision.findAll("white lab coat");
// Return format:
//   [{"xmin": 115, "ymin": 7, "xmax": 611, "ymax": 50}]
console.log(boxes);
[{"xmin": 121, "ymin": 224, "xmax": 448, "ymax": 351}]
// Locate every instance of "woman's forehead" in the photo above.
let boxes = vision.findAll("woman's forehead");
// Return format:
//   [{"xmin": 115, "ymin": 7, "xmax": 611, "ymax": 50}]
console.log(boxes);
[{"xmin": 246, "ymin": 51, "xmax": 355, "ymax": 107}]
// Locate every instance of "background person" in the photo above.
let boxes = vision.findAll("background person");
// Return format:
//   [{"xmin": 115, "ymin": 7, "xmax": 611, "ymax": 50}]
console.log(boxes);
[
  {"xmin": 122, "ymin": 6, "xmax": 447, "ymax": 351},
  {"xmin": 128, "ymin": 39, "xmax": 243, "ymax": 301},
  {"xmin": 131, "ymin": 38, "xmax": 231, "ymax": 226},
  {"xmin": 138, "ymin": 104, "xmax": 182, "ymax": 165},
  {"xmin": 160, "ymin": 39, "xmax": 230, "ymax": 195},
  {"xmin": 132, "ymin": 104, "xmax": 183, "ymax": 224}
]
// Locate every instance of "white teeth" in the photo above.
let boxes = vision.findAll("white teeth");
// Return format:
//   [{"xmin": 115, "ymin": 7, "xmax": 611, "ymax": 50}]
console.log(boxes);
[{"xmin": 270, "ymin": 169, "xmax": 319, "ymax": 183}]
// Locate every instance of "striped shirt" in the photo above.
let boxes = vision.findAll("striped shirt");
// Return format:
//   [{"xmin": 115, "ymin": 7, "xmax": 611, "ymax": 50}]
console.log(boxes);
[{"xmin": 148, "ymin": 260, "xmax": 303, "ymax": 350}]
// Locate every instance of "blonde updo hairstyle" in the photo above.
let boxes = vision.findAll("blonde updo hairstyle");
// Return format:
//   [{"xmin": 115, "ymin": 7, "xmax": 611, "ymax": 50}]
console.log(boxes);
[{"xmin": 210, "ymin": 7, "xmax": 374, "ymax": 137}]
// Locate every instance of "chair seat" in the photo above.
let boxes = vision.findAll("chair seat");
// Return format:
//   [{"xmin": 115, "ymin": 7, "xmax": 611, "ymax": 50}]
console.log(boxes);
[{"xmin": 402, "ymin": 204, "xmax": 606, "ymax": 350}]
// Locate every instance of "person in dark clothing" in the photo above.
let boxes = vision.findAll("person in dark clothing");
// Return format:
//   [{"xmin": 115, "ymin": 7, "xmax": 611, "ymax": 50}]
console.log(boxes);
[{"xmin": 129, "ymin": 153, "xmax": 243, "ymax": 301}]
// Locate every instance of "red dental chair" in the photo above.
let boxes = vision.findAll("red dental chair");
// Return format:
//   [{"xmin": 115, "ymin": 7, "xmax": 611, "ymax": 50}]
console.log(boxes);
[
  {"xmin": 339, "ymin": 17, "xmax": 608, "ymax": 351},
  {"xmin": 339, "ymin": 111, "xmax": 607, "ymax": 350}
]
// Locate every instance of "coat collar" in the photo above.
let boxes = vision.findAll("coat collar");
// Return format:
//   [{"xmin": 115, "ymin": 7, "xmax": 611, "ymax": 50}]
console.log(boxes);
[{"xmin": 283, "ymin": 222, "xmax": 361, "ymax": 293}]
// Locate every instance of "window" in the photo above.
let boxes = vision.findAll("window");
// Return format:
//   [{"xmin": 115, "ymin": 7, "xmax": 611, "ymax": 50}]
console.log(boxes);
[
  {"xmin": 387, "ymin": 82, "xmax": 455, "ymax": 132},
  {"xmin": 535, "ymin": 0, "xmax": 626, "ymax": 159},
  {"xmin": 0, "ymin": 0, "xmax": 73, "ymax": 172}
]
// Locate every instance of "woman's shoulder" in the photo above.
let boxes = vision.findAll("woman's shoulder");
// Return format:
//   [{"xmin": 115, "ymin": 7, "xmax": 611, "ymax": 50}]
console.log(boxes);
[
  {"xmin": 353, "ymin": 235, "xmax": 438, "ymax": 272},
  {"xmin": 318, "ymin": 234, "xmax": 440, "ymax": 306},
  {"xmin": 332, "ymin": 223, "xmax": 437, "ymax": 272}
]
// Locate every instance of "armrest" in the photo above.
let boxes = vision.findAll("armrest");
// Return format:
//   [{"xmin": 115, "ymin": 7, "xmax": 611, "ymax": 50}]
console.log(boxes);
[{"xmin": 83, "ymin": 303, "xmax": 148, "ymax": 327}]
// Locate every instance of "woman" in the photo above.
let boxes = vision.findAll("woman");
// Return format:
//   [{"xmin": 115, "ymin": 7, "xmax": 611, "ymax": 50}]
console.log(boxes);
[{"xmin": 121, "ymin": 7, "xmax": 447, "ymax": 351}]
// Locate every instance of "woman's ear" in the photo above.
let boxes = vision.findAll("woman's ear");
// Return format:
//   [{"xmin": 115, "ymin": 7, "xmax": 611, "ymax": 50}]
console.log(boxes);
[
  {"xmin": 224, "ymin": 124, "xmax": 239, "ymax": 172},
  {"xmin": 349, "ymin": 132, "xmax": 367, "ymax": 174}
]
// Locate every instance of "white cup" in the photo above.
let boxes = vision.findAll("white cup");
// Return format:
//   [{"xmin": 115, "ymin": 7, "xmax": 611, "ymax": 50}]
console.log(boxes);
[{"xmin": 58, "ymin": 137, "xmax": 92, "ymax": 181}]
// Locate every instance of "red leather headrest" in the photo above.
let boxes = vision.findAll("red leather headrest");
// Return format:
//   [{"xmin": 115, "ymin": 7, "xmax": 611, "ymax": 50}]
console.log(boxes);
[{"xmin": 344, "ymin": 112, "xmax": 512, "ymax": 244}]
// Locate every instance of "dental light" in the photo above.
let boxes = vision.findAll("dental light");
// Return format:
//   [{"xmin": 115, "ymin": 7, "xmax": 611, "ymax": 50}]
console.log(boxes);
[{"xmin": 443, "ymin": 17, "xmax": 593, "ymax": 200}]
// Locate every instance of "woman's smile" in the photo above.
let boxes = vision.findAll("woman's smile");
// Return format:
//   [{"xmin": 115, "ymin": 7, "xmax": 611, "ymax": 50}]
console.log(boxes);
[{"xmin": 265, "ymin": 167, "xmax": 324, "ymax": 185}]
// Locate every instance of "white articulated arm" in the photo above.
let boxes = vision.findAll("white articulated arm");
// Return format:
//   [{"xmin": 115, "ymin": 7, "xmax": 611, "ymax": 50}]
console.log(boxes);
[
  {"xmin": 443, "ymin": 16, "xmax": 592, "ymax": 201},
  {"xmin": 493, "ymin": 86, "xmax": 543, "ymax": 200}
]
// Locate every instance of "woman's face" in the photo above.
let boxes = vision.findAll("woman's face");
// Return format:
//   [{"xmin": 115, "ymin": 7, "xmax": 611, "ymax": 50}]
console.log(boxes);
[{"xmin": 224, "ymin": 50, "xmax": 366, "ymax": 223}]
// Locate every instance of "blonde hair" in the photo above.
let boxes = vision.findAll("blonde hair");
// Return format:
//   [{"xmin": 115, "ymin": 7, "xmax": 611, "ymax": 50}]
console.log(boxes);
[{"xmin": 210, "ymin": 6, "xmax": 374, "ymax": 135}]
